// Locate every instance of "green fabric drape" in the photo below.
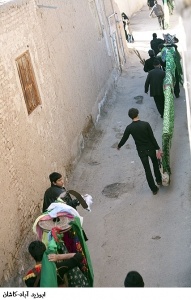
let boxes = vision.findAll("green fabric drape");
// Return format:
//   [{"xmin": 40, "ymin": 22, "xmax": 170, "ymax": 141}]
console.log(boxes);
[
  {"xmin": 162, "ymin": 46, "xmax": 176, "ymax": 175},
  {"xmin": 40, "ymin": 238, "xmax": 58, "ymax": 287},
  {"xmin": 69, "ymin": 217, "xmax": 94, "ymax": 287},
  {"xmin": 40, "ymin": 217, "xmax": 94, "ymax": 287}
]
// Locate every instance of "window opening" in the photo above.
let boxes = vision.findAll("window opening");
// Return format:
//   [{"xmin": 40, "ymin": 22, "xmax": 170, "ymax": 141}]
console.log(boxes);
[{"xmin": 16, "ymin": 51, "xmax": 41, "ymax": 115}]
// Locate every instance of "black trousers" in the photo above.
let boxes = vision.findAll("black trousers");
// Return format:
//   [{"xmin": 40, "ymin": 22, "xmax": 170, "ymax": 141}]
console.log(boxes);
[
  {"xmin": 157, "ymin": 15, "xmax": 164, "ymax": 29},
  {"xmin": 138, "ymin": 149, "xmax": 162, "ymax": 192},
  {"xmin": 174, "ymin": 67, "xmax": 180, "ymax": 97},
  {"xmin": 153, "ymin": 95, "xmax": 165, "ymax": 117}
]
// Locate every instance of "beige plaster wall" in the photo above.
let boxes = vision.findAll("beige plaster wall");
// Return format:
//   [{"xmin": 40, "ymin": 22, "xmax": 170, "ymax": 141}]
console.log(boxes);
[
  {"xmin": 114, "ymin": 0, "xmax": 147, "ymax": 17},
  {"xmin": 0, "ymin": 0, "xmax": 115, "ymax": 280},
  {"xmin": 175, "ymin": 0, "xmax": 191, "ymax": 152},
  {"xmin": 0, "ymin": 0, "xmax": 120, "ymax": 285},
  {"xmin": 0, "ymin": 0, "xmax": 146, "ymax": 286},
  {"xmin": 0, "ymin": 0, "xmax": 46, "ymax": 285}
]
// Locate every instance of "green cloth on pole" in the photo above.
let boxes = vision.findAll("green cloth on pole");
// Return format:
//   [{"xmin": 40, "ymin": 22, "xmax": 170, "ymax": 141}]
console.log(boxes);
[
  {"xmin": 69, "ymin": 217, "xmax": 94, "ymax": 287},
  {"xmin": 162, "ymin": 46, "xmax": 175, "ymax": 175},
  {"xmin": 40, "ymin": 238, "xmax": 58, "ymax": 287},
  {"xmin": 162, "ymin": 87, "xmax": 174, "ymax": 174}
]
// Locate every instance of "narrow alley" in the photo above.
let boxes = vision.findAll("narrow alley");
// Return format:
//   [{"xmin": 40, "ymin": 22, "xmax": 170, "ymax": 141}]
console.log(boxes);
[{"xmin": 69, "ymin": 4, "xmax": 191, "ymax": 287}]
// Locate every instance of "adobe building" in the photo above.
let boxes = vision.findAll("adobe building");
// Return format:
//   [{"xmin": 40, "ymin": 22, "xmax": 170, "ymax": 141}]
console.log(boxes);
[
  {"xmin": 0, "ymin": 0, "xmax": 146, "ymax": 286},
  {"xmin": 1, "ymin": 0, "xmax": 191, "ymax": 287}
]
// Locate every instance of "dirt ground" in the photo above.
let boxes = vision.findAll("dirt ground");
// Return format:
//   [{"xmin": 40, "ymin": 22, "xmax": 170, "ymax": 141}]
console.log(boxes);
[{"xmin": 69, "ymin": 4, "xmax": 191, "ymax": 287}]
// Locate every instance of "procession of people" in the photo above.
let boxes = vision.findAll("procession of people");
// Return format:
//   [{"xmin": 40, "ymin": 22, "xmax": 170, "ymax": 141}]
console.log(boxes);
[{"xmin": 22, "ymin": 1, "xmax": 183, "ymax": 288}]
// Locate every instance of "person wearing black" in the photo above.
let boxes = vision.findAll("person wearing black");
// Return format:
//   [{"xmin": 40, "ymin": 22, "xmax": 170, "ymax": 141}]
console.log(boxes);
[
  {"xmin": 150, "ymin": 33, "xmax": 165, "ymax": 56},
  {"xmin": 117, "ymin": 108, "xmax": 162, "ymax": 195},
  {"xmin": 145, "ymin": 59, "xmax": 165, "ymax": 118},
  {"xmin": 147, "ymin": 0, "xmax": 155, "ymax": 9},
  {"xmin": 174, "ymin": 56, "xmax": 181, "ymax": 98},
  {"xmin": 143, "ymin": 49, "xmax": 156, "ymax": 72},
  {"xmin": 143, "ymin": 44, "xmax": 165, "ymax": 72},
  {"xmin": 43, "ymin": 172, "xmax": 80, "ymax": 213},
  {"xmin": 157, "ymin": 43, "xmax": 166, "ymax": 71},
  {"xmin": 43, "ymin": 172, "xmax": 88, "ymax": 241},
  {"xmin": 162, "ymin": 34, "xmax": 182, "ymax": 98},
  {"xmin": 124, "ymin": 271, "xmax": 144, "ymax": 287}
]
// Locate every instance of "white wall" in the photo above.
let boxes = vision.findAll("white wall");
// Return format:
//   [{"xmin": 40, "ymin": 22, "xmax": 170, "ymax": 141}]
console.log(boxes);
[{"xmin": 175, "ymin": 0, "xmax": 191, "ymax": 153}]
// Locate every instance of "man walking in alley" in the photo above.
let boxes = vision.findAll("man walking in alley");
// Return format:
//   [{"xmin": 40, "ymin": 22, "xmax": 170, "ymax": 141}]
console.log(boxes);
[
  {"xmin": 143, "ymin": 49, "xmax": 156, "ymax": 72},
  {"xmin": 117, "ymin": 108, "xmax": 162, "ymax": 195},
  {"xmin": 145, "ymin": 59, "xmax": 165, "ymax": 118},
  {"xmin": 150, "ymin": 33, "xmax": 164, "ymax": 56},
  {"xmin": 150, "ymin": 0, "xmax": 165, "ymax": 30}
]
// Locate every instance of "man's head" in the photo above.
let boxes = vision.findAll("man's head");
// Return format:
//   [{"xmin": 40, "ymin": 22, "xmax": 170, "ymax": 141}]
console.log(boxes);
[
  {"xmin": 128, "ymin": 108, "xmax": 139, "ymax": 120},
  {"xmin": 28, "ymin": 241, "xmax": 46, "ymax": 263},
  {"xmin": 154, "ymin": 0, "xmax": 157, "ymax": 4},
  {"xmin": 148, "ymin": 49, "xmax": 155, "ymax": 57},
  {"xmin": 153, "ymin": 58, "xmax": 160, "ymax": 67},
  {"xmin": 124, "ymin": 271, "xmax": 144, "ymax": 287},
  {"xmin": 49, "ymin": 172, "xmax": 64, "ymax": 187},
  {"xmin": 153, "ymin": 33, "xmax": 157, "ymax": 38}
]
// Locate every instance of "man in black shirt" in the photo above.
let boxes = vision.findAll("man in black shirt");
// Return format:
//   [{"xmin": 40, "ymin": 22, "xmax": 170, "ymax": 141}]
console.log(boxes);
[
  {"xmin": 143, "ymin": 49, "xmax": 156, "ymax": 72},
  {"xmin": 150, "ymin": 33, "xmax": 165, "ymax": 55},
  {"xmin": 145, "ymin": 59, "xmax": 165, "ymax": 118},
  {"xmin": 117, "ymin": 108, "xmax": 162, "ymax": 195}
]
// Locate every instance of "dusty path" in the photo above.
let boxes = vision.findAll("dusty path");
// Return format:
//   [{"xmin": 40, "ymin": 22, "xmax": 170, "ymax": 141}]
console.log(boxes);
[{"xmin": 69, "ymin": 4, "xmax": 191, "ymax": 287}]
